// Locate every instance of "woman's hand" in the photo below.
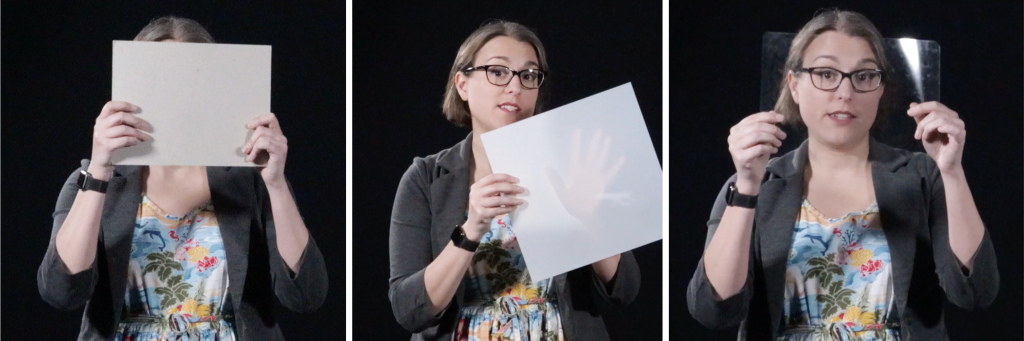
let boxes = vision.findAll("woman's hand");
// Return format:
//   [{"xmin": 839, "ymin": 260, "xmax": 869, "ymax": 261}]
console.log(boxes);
[
  {"xmin": 243, "ymin": 113, "xmax": 288, "ymax": 186},
  {"xmin": 90, "ymin": 101, "xmax": 152, "ymax": 178},
  {"xmin": 908, "ymin": 102, "xmax": 965, "ymax": 174},
  {"xmin": 728, "ymin": 111, "xmax": 786, "ymax": 194},
  {"xmin": 465, "ymin": 173, "xmax": 525, "ymax": 241}
]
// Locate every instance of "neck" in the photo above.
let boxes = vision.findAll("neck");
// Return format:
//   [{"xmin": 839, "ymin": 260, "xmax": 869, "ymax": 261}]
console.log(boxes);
[
  {"xmin": 806, "ymin": 134, "xmax": 870, "ymax": 176},
  {"xmin": 147, "ymin": 165, "xmax": 205, "ymax": 180}
]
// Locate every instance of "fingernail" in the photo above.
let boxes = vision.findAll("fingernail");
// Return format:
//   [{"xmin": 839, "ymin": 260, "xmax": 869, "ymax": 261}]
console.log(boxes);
[{"xmin": 512, "ymin": 176, "xmax": 520, "ymax": 183}]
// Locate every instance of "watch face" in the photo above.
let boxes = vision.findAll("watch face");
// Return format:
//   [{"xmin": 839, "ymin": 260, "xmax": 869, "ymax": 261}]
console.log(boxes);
[{"xmin": 726, "ymin": 182, "xmax": 736, "ymax": 203}]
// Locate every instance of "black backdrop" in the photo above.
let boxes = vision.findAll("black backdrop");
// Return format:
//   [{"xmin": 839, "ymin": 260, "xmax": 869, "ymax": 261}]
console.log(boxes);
[
  {"xmin": 352, "ymin": 0, "xmax": 662, "ymax": 340},
  {"xmin": 670, "ymin": 2, "xmax": 1023, "ymax": 340},
  {"xmin": 2, "ymin": 1, "xmax": 346, "ymax": 339}
]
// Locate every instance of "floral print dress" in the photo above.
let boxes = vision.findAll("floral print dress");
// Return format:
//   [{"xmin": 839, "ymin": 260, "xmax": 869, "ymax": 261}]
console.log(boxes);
[
  {"xmin": 455, "ymin": 213, "xmax": 564, "ymax": 341},
  {"xmin": 115, "ymin": 196, "xmax": 236, "ymax": 340},
  {"xmin": 780, "ymin": 200, "xmax": 900, "ymax": 341}
]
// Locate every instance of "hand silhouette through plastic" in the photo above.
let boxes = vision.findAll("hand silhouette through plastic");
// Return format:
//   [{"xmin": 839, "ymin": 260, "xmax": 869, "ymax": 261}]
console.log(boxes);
[{"xmin": 543, "ymin": 129, "xmax": 626, "ymax": 228}]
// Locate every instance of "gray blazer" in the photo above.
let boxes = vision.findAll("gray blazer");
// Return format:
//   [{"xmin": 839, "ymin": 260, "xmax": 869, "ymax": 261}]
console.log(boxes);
[
  {"xmin": 389, "ymin": 133, "xmax": 641, "ymax": 341},
  {"xmin": 687, "ymin": 139, "xmax": 999, "ymax": 340},
  {"xmin": 38, "ymin": 160, "xmax": 329, "ymax": 340}
]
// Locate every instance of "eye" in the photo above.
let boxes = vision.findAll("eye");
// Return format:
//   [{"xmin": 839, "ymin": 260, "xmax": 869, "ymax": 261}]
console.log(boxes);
[
  {"xmin": 522, "ymin": 72, "xmax": 536, "ymax": 81},
  {"xmin": 489, "ymin": 67, "xmax": 509, "ymax": 77}
]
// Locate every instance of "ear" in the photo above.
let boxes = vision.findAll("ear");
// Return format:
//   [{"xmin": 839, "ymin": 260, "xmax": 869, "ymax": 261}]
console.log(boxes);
[
  {"xmin": 456, "ymin": 72, "xmax": 469, "ymax": 101},
  {"xmin": 787, "ymin": 71, "xmax": 800, "ymax": 103}
]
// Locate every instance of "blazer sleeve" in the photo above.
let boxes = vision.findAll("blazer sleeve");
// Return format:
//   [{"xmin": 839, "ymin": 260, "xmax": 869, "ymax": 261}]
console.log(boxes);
[
  {"xmin": 925, "ymin": 159, "xmax": 999, "ymax": 310},
  {"xmin": 37, "ymin": 160, "xmax": 100, "ymax": 310},
  {"xmin": 686, "ymin": 173, "xmax": 755, "ymax": 329},
  {"xmin": 588, "ymin": 250, "xmax": 640, "ymax": 306},
  {"xmin": 262, "ymin": 176, "xmax": 329, "ymax": 313},
  {"xmin": 388, "ymin": 157, "xmax": 443, "ymax": 332}
]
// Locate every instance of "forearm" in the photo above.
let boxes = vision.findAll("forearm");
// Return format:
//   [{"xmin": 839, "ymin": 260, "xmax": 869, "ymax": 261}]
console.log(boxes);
[
  {"xmin": 941, "ymin": 166, "xmax": 985, "ymax": 269},
  {"xmin": 266, "ymin": 181, "xmax": 310, "ymax": 272},
  {"xmin": 54, "ymin": 165, "xmax": 110, "ymax": 274},
  {"xmin": 422, "ymin": 241, "xmax": 474, "ymax": 315},
  {"xmin": 703, "ymin": 205, "xmax": 756, "ymax": 299}
]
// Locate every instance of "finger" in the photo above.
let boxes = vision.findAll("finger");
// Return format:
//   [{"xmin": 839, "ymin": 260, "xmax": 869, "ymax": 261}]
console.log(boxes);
[
  {"xmin": 920, "ymin": 119, "xmax": 949, "ymax": 143},
  {"xmin": 246, "ymin": 136, "xmax": 276, "ymax": 163},
  {"xmin": 480, "ymin": 206, "xmax": 517, "ymax": 218},
  {"xmin": 937, "ymin": 125, "xmax": 965, "ymax": 145},
  {"xmin": 478, "ymin": 196, "xmax": 524, "ymax": 208},
  {"xmin": 246, "ymin": 113, "xmax": 279, "ymax": 130},
  {"xmin": 243, "ymin": 126, "xmax": 275, "ymax": 154},
  {"xmin": 740, "ymin": 111, "xmax": 785, "ymax": 125},
  {"xmin": 477, "ymin": 183, "xmax": 525, "ymax": 198},
  {"xmin": 104, "ymin": 125, "xmax": 150, "ymax": 142},
  {"xmin": 604, "ymin": 156, "xmax": 626, "ymax": 180},
  {"xmin": 907, "ymin": 101, "xmax": 950, "ymax": 119},
  {"xmin": 109, "ymin": 136, "xmax": 142, "ymax": 149},
  {"xmin": 102, "ymin": 112, "xmax": 152, "ymax": 132},
  {"xmin": 585, "ymin": 130, "xmax": 601, "ymax": 165},
  {"xmin": 914, "ymin": 111, "xmax": 943, "ymax": 140},
  {"xmin": 570, "ymin": 129, "xmax": 582, "ymax": 166},
  {"xmin": 100, "ymin": 101, "xmax": 139, "ymax": 119},
  {"xmin": 736, "ymin": 122, "xmax": 787, "ymax": 141},
  {"xmin": 740, "ymin": 144, "xmax": 778, "ymax": 161},
  {"xmin": 594, "ymin": 134, "xmax": 612, "ymax": 169},
  {"xmin": 475, "ymin": 173, "xmax": 519, "ymax": 188},
  {"xmin": 736, "ymin": 132, "xmax": 783, "ymax": 149}
]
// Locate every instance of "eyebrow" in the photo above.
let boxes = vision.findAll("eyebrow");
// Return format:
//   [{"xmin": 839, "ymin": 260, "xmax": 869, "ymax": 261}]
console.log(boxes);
[
  {"xmin": 811, "ymin": 55, "xmax": 880, "ymax": 67},
  {"xmin": 485, "ymin": 56, "xmax": 541, "ymax": 68}
]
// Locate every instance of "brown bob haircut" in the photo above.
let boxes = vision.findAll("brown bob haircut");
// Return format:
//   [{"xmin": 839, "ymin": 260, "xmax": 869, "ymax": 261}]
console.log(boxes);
[{"xmin": 441, "ymin": 20, "xmax": 550, "ymax": 127}]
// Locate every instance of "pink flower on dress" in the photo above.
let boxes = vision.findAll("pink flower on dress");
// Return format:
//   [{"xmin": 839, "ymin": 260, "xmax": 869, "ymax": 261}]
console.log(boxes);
[
  {"xmin": 197, "ymin": 256, "xmax": 218, "ymax": 272},
  {"xmin": 860, "ymin": 259, "xmax": 883, "ymax": 277}
]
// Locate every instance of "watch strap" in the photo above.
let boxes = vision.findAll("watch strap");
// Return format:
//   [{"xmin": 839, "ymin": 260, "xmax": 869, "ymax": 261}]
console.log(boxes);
[
  {"xmin": 726, "ymin": 182, "xmax": 757, "ymax": 208},
  {"xmin": 450, "ymin": 224, "xmax": 480, "ymax": 252},
  {"xmin": 77, "ymin": 170, "xmax": 109, "ymax": 193}
]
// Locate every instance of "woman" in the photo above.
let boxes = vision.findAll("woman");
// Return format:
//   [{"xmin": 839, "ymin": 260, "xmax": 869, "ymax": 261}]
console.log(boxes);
[
  {"xmin": 388, "ymin": 21, "xmax": 640, "ymax": 341},
  {"xmin": 36, "ymin": 17, "xmax": 328, "ymax": 340},
  {"xmin": 687, "ymin": 10, "xmax": 998, "ymax": 341}
]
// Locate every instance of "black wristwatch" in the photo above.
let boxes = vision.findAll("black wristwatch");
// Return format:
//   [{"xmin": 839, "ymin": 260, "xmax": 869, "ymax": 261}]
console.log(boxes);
[
  {"xmin": 725, "ymin": 182, "xmax": 757, "ymax": 208},
  {"xmin": 450, "ymin": 224, "xmax": 480, "ymax": 252},
  {"xmin": 77, "ymin": 169, "xmax": 109, "ymax": 193}
]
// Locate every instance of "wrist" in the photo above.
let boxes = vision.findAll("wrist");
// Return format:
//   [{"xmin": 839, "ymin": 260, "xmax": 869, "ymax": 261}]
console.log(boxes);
[
  {"xmin": 86, "ymin": 164, "xmax": 114, "ymax": 181},
  {"xmin": 939, "ymin": 164, "xmax": 966, "ymax": 181},
  {"xmin": 734, "ymin": 180, "xmax": 760, "ymax": 196},
  {"xmin": 462, "ymin": 223, "xmax": 485, "ymax": 242}
]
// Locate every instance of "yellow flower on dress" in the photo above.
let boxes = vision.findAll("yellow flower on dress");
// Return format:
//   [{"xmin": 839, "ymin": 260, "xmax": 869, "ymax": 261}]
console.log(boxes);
[
  {"xmin": 859, "ymin": 311, "xmax": 875, "ymax": 326},
  {"xmin": 187, "ymin": 246, "xmax": 210, "ymax": 263},
  {"xmin": 842, "ymin": 306, "xmax": 863, "ymax": 324},
  {"xmin": 195, "ymin": 304, "xmax": 211, "ymax": 317},
  {"xmin": 506, "ymin": 283, "xmax": 538, "ymax": 300},
  {"xmin": 849, "ymin": 249, "xmax": 874, "ymax": 268},
  {"xmin": 166, "ymin": 307, "xmax": 179, "ymax": 314},
  {"xmin": 180, "ymin": 299, "xmax": 198, "ymax": 315}
]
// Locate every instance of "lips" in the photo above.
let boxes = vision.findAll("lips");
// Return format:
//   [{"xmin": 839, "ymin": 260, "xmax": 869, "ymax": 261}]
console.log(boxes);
[
  {"xmin": 498, "ymin": 102, "xmax": 521, "ymax": 113},
  {"xmin": 827, "ymin": 111, "xmax": 856, "ymax": 121}
]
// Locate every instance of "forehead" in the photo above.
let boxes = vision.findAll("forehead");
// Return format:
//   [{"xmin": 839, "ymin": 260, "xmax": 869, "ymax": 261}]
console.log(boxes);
[
  {"xmin": 474, "ymin": 36, "xmax": 539, "ymax": 65},
  {"xmin": 803, "ymin": 31, "xmax": 878, "ymax": 65}
]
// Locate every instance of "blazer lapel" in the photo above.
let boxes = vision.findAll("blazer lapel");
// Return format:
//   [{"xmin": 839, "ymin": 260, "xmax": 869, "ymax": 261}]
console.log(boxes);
[
  {"xmin": 208, "ymin": 167, "xmax": 253, "ymax": 307},
  {"xmin": 102, "ymin": 165, "xmax": 143, "ymax": 318},
  {"xmin": 868, "ymin": 139, "xmax": 916, "ymax": 320},
  {"xmin": 757, "ymin": 140, "xmax": 808, "ymax": 336},
  {"xmin": 430, "ymin": 134, "xmax": 473, "ymax": 256}
]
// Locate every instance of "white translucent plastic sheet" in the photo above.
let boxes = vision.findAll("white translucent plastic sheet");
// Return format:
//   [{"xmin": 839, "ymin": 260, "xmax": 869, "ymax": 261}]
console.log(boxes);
[
  {"xmin": 761, "ymin": 32, "xmax": 941, "ymax": 151},
  {"xmin": 480, "ymin": 83, "xmax": 662, "ymax": 281},
  {"xmin": 111, "ymin": 41, "xmax": 272, "ymax": 166}
]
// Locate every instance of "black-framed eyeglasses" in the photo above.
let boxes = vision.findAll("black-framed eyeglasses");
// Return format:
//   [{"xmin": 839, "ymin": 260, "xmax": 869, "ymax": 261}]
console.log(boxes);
[
  {"xmin": 463, "ymin": 65, "xmax": 546, "ymax": 90},
  {"xmin": 795, "ymin": 67, "xmax": 884, "ymax": 93}
]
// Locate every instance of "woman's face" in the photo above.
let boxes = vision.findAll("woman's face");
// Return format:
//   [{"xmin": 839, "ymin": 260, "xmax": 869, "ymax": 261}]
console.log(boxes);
[
  {"xmin": 456, "ymin": 36, "xmax": 540, "ymax": 133},
  {"xmin": 789, "ymin": 31, "xmax": 883, "ymax": 149}
]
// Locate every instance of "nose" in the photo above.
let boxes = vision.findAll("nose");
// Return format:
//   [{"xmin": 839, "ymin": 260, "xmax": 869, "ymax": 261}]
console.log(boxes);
[
  {"xmin": 834, "ymin": 76, "xmax": 854, "ymax": 102},
  {"xmin": 505, "ymin": 74, "xmax": 523, "ymax": 95}
]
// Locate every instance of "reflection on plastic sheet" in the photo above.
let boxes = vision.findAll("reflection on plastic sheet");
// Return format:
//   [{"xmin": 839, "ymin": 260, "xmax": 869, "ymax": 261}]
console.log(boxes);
[{"xmin": 760, "ymin": 32, "xmax": 941, "ymax": 152}]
